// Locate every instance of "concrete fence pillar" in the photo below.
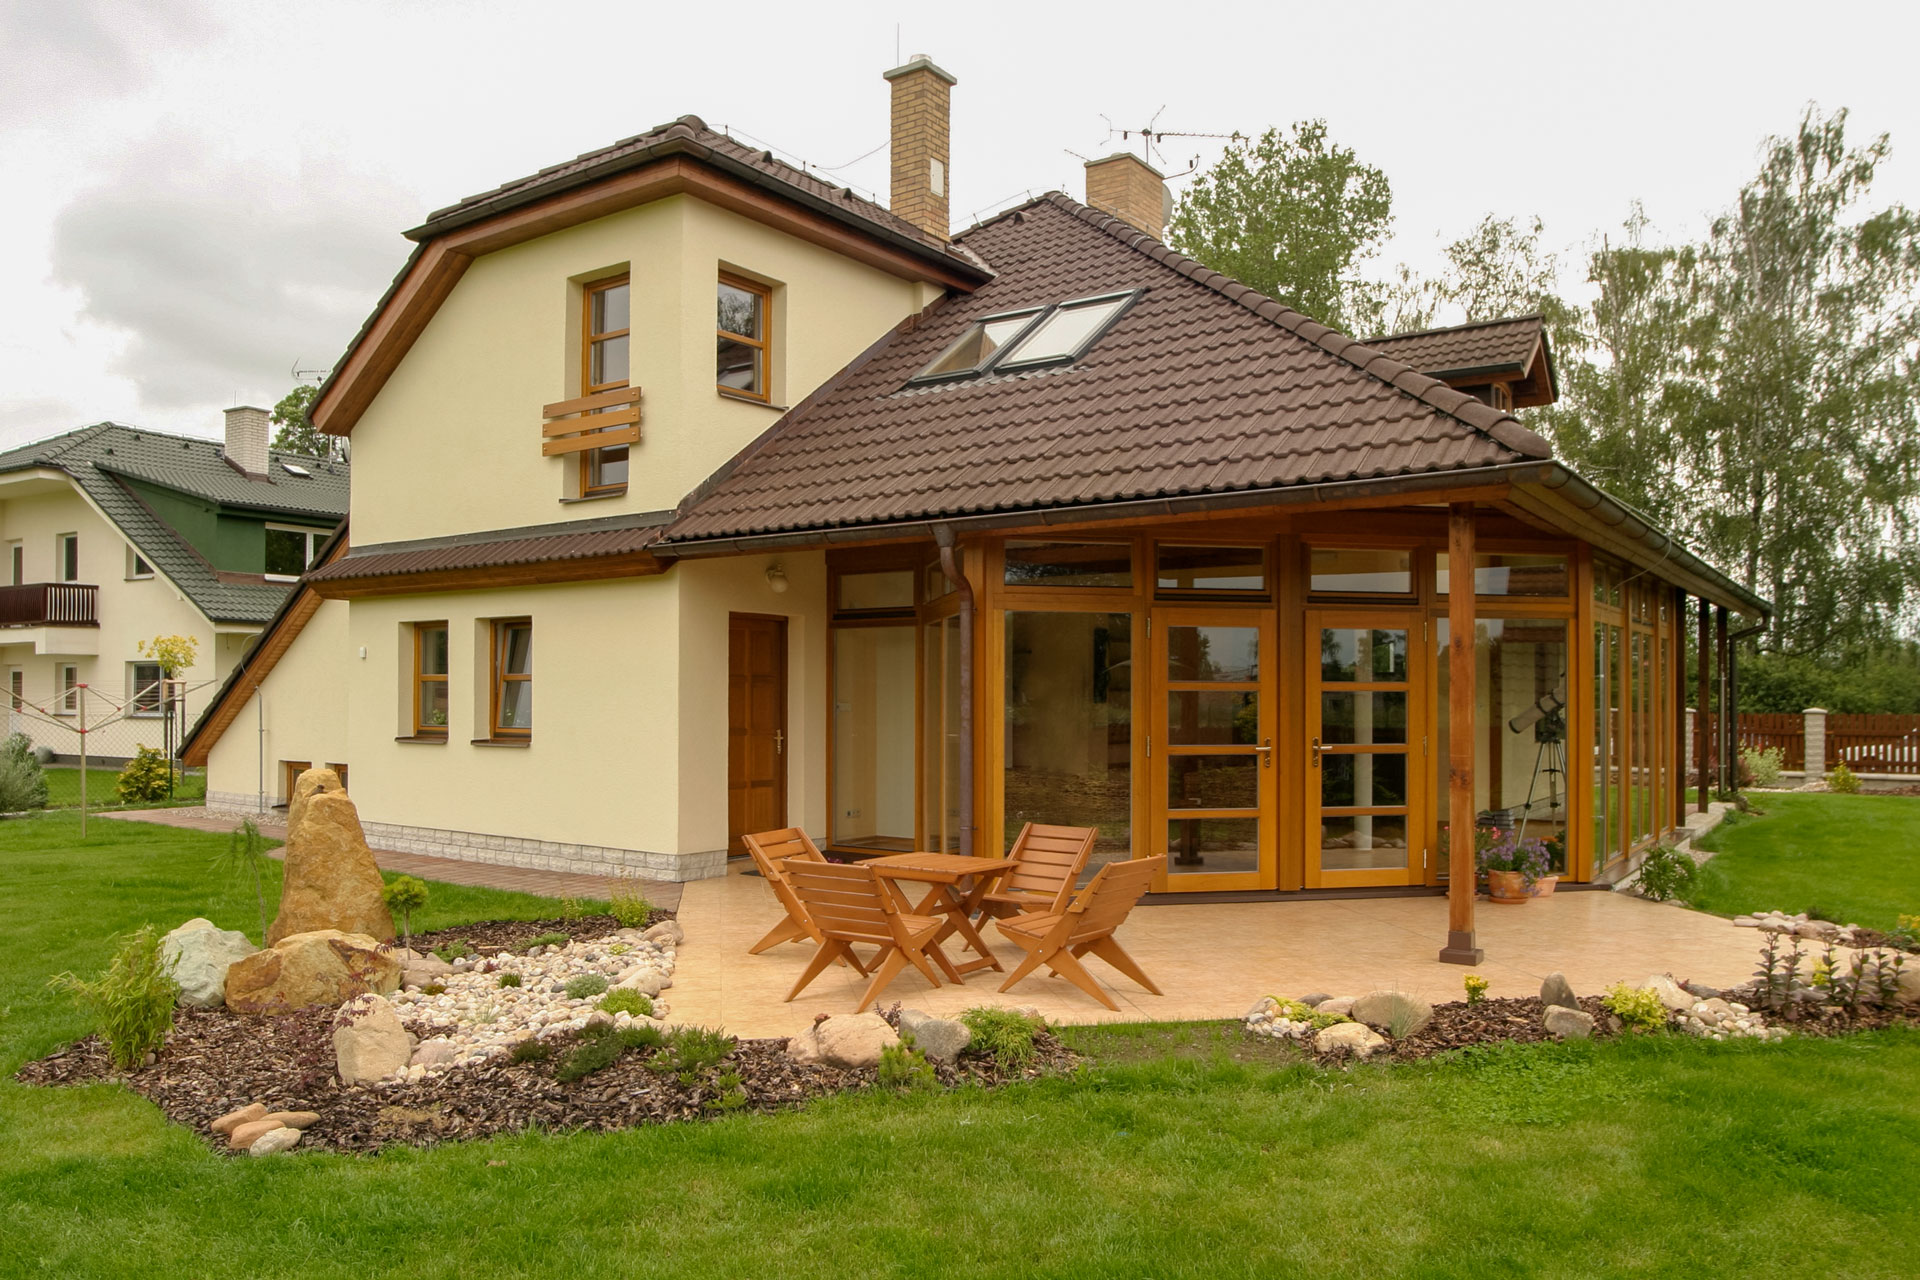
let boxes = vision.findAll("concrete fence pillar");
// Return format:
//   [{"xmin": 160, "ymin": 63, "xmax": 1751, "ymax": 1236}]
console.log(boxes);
[
  {"xmin": 1684, "ymin": 709, "xmax": 1695, "ymax": 781},
  {"xmin": 1803, "ymin": 707, "xmax": 1827, "ymax": 779}
]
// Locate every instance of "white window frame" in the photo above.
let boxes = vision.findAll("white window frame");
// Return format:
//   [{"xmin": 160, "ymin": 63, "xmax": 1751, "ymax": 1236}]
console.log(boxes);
[
  {"xmin": 126, "ymin": 544, "xmax": 153, "ymax": 581},
  {"xmin": 55, "ymin": 533, "xmax": 79, "ymax": 583},
  {"xmin": 264, "ymin": 524, "xmax": 327, "ymax": 582},
  {"xmin": 129, "ymin": 661, "xmax": 164, "ymax": 718},
  {"xmin": 7, "ymin": 541, "xmax": 21, "ymax": 587},
  {"xmin": 56, "ymin": 664, "xmax": 79, "ymax": 715}
]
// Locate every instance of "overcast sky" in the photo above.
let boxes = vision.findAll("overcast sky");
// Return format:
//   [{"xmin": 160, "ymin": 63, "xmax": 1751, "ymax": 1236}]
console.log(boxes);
[{"xmin": 2, "ymin": 0, "xmax": 1916, "ymax": 448}]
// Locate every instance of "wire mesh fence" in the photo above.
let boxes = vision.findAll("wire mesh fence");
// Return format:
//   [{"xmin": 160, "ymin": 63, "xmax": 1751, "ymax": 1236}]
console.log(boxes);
[{"xmin": 5, "ymin": 673, "xmax": 216, "ymax": 811}]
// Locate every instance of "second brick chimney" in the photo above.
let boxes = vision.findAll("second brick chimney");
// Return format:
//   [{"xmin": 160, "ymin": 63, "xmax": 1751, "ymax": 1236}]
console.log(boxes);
[
  {"xmin": 884, "ymin": 54, "xmax": 956, "ymax": 242},
  {"xmin": 1085, "ymin": 152, "xmax": 1170, "ymax": 239},
  {"xmin": 223, "ymin": 405, "xmax": 271, "ymax": 479}
]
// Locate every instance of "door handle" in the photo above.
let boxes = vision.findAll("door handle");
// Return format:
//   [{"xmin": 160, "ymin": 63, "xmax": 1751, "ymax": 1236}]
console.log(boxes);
[
  {"xmin": 1254, "ymin": 738, "xmax": 1273, "ymax": 768},
  {"xmin": 773, "ymin": 729, "xmax": 785, "ymax": 755},
  {"xmin": 1310, "ymin": 736, "xmax": 1321, "ymax": 768}
]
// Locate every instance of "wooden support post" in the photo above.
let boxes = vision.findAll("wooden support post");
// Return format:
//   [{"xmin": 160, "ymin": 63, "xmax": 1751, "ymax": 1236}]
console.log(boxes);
[
  {"xmin": 1440, "ymin": 503, "xmax": 1483, "ymax": 966},
  {"xmin": 1715, "ymin": 606, "xmax": 1730, "ymax": 795},
  {"xmin": 1696, "ymin": 596, "xmax": 1709, "ymax": 813}
]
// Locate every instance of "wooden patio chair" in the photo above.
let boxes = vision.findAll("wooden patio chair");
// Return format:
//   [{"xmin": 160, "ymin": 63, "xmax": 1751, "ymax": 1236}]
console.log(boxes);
[
  {"xmin": 974, "ymin": 822, "xmax": 1097, "ymax": 922},
  {"xmin": 782, "ymin": 860, "xmax": 954, "ymax": 1012},
  {"xmin": 993, "ymin": 856, "xmax": 1167, "ymax": 1011},
  {"xmin": 741, "ymin": 828, "xmax": 865, "ymax": 973}
]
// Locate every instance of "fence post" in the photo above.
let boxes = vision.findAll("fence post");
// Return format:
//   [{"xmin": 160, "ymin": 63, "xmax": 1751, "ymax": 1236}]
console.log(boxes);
[{"xmin": 1803, "ymin": 707, "xmax": 1827, "ymax": 782}]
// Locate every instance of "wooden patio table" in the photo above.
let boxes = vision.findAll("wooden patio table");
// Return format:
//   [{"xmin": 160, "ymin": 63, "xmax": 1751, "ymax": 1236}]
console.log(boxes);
[{"xmin": 867, "ymin": 854, "xmax": 1018, "ymax": 977}]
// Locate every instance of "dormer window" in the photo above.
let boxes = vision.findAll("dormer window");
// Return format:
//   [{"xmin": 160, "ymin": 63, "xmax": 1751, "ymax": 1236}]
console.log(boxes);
[
  {"xmin": 580, "ymin": 273, "xmax": 631, "ymax": 496},
  {"xmin": 909, "ymin": 290, "xmax": 1139, "ymax": 385}
]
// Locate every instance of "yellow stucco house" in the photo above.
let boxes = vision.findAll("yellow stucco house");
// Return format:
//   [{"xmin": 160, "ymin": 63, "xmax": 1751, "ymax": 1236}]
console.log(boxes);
[{"xmin": 185, "ymin": 57, "xmax": 1765, "ymax": 963}]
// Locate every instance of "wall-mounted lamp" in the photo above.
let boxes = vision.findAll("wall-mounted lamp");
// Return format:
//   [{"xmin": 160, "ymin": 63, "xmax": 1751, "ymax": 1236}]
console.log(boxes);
[{"xmin": 765, "ymin": 563, "xmax": 789, "ymax": 594}]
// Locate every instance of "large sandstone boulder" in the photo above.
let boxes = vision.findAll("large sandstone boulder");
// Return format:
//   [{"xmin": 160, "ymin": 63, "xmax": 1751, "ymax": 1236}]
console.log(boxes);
[
  {"xmin": 785, "ymin": 1012, "xmax": 899, "ymax": 1069},
  {"xmin": 225, "ymin": 929, "xmax": 400, "ymax": 1014},
  {"xmin": 334, "ymin": 994, "xmax": 414, "ymax": 1085},
  {"xmin": 1352, "ymin": 990, "xmax": 1434, "ymax": 1038},
  {"xmin": 268, "ymin": 779, "xmax": 394, "ymax": 946},
  {"xmin": 1643, "ymin": 974, "xmax": 1693, "ymax": 1013},
  {"xmin": 161, "ymin": 918, "xmax": 259, "ymax": 1008}
]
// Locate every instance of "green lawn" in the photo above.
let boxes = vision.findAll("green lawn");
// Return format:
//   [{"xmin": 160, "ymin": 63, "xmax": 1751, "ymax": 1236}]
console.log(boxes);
[
  {"xmin": 41, "ymin": 765, "xmax": 207, "ymax": 809},
  {"xmin": 1690, "ymin": 792, "xmax": 1920, "ymax": 930},
  {"xmin": 3, "ymin": 814, "xmax": 1916, "ymax": 1277}
]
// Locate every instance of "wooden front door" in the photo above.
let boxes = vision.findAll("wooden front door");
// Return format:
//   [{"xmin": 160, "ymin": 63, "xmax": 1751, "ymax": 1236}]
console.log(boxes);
[
  {"xmin": 728, "ymin": 614, "xmax": 788, "ymax": 856},
  {"xmin": 1305, "ymin": 610, "xmax": 1428, "ymax": 887},
  {"xmin": 1148, "ymin": 606, "xmax": 1278, "ymax": 891}
]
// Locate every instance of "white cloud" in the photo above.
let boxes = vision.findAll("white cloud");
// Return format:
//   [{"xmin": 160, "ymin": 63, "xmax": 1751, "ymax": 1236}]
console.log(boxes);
[{"xmin": 0, "ymin": 0, "xmax": 215, "ymax": 126}]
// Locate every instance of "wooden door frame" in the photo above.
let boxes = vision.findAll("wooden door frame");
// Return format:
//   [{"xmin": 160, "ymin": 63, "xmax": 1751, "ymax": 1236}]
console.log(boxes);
[
  {"xmin": 728, "ymin": 612, "xmax": 789, "ymax": 857},
  {"xmin": 1302, "ymin": 607, "xmax": 1429, "ymax": 889},
  {"xmin": 1147, "ymin": 604, "xmax": 1279, "ymax": 892}
]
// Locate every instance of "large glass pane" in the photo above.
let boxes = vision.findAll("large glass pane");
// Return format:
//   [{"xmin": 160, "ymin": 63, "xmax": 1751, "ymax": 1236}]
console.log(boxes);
[
  {"xmin": 918, "ymin": 311, "xmax": 1040, "ymax": 378},
  {"xmin": 1167, "ymin": 690, "xmax": 1256, "ymax": 744},
  {"xmin": 1004, "ymin": 612, "xmax": 1131, "ymax": 864},
  {"xmin": 419, "ymin": 626, "xmax": 448, "ymax": 676},
  {"xmin": 998, "ymin": 295, "xmax": 1130, "ymax": 366},
  {"xmin": 1436, "ymin": 552, "xmax": 1570, "ymax": 598},
  {"xmin": 941, "ymin": 616, "xmax": 960, "ymax": 851},
  {"xmin": 1321, "ymin": 752, "xmax": 1407, "ymax": 808},
  {"xmin": 588, "ymin": 442, "xmax": 628, "ymax": 490},
  {"xmin": 501, "ymin": 625, "xmax": 532, "ymax": 675},
  {"xmin": 1310, "ymin": 547, "xmax": 1412, "ymax": 594},
  {"xmin": 417, "ymin": 680, "xmax": 448, "ymax": 731},
  {"xmin": 716, "ymin": 336, "xmax": 760, "ymax": 393},
  {"xmin": 1168, "ymin": 818, "xmax": 1258, "ymax": 875},
  {"xmin": 265, "ymin": 528, "xmax": 307, "ymax": 576},
  {"xmin": 1156, "ymin": 545, "xmax": 1265, "ymax": 593},
  {"xmin": 1320, "ymin": 692, "xmax": 1407, "ymax": 745},
  {"xmin": 1003, "ymin": 541, "xmax": 1131, "ymax": 588},
  {"xmin": 1320, "ymin": 815, "xmax": 1410, "ymax": 871},
  {"xmin": 1167, "ymin": 626, "xmax": 1259, "ymax": 682},
  {"xmin": 1320, "ymin": 628, "xmax": 1407, "ymax": 683},
  {"xmin": 837, "ymin": 571, "xmax": 914, "ymax": 611},
  {"xmin": 593, "ymin": 282, "xmax": 629, "ymax": 334},
  {"xmin": 716, "ymin": 281, "xmax": 760, "ymax": 338},
  {"xmin": 832, "ymin": 626, "xmax": 917, "ymax": 848},
  {"xmin": 592, "ymin": 333, "xmax": 629, "ymax": 386},
  {"xmin": 920, "ymin": 617, "xmax": 962, "ymax": 853},
  {"xmin": 497, "ymin": 681, "xmax": 532, "ymax": 732},
  {"xmin": 1166, "ymin": 755, "xmax": 1258, "ymax": 810}
]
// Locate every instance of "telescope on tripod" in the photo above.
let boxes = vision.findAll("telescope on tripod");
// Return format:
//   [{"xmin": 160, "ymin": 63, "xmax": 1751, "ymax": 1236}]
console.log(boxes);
[{"xmin": 1509, "ymin": 678, "xmax": 1567, "ymax": 844}]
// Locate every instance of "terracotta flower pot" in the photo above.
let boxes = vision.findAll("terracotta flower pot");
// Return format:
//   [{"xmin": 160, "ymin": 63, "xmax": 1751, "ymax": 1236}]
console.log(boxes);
[
  {"xmin": 1531, "ymin": 875, "xmax": 1560, "ymax": 897},
  {"xmin": 1486, "ymin": 869, "xmax": 1531, "ymax": 903}
]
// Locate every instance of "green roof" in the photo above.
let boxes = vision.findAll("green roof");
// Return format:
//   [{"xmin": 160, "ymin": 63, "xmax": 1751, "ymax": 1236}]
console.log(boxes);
[{"xmin": 0, "ymin": 423, "xmax": 349, "ymax": 625}]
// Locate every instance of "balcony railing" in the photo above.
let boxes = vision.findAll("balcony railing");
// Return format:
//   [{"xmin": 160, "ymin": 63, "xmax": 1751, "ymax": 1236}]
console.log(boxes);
[{"xmin": 0, "ymin": 583, "xmax": 99, "ymax": 627}]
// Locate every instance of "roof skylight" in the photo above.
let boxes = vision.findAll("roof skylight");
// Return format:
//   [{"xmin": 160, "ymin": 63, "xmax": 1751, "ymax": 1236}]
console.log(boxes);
[
  {"xmin": 281, "ymin": 460, "xmax": 312, "ymax": 477},
  {"xmin": 908, "ymin": 290, "xmax": 1140, "ymax": 386}
]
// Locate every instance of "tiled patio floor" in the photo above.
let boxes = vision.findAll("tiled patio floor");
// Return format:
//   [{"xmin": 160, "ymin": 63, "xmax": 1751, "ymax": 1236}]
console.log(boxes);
[{"xmin": 667, "ymin": 863, "xmax": 1766, "ymax": 1037}]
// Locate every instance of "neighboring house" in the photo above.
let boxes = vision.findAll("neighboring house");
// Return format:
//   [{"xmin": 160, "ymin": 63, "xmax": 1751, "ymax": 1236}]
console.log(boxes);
[
  {"xmin": 182, "ymin": 56, "xmax": 1766, "ymax": 964},
  {"xmin": 0, "ymin": 409, "xmax": 347, "ymax": 761}
]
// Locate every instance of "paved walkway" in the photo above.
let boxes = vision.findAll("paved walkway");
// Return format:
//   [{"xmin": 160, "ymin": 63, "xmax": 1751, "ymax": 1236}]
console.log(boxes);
[
  {"xmin": 667, "ymin": 863, "xmax": 1766, "ymax": 1038},
  {"xmin": 102, "ymin": 808, "xmax": 683, "ymax": 910}
]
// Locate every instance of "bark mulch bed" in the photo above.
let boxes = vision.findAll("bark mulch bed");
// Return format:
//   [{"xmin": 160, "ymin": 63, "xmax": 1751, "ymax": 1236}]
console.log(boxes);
[
  {"xmin": 406, "ymin": 910, "xmax": 672, "ymax": 956},
  {"xmin": 16, "ymin": 1002, "xmax": 1074, "ymax": 1156}
]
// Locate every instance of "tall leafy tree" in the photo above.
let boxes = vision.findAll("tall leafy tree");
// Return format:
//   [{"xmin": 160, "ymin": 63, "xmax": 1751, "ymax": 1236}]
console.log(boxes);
[
  {"xmin": 269, "ymin": 384, "xmax": 339, "ymax": 460},
  {"xmin": 1168, "ymin": 121, "xmax": 1393, "ymax": 335}
]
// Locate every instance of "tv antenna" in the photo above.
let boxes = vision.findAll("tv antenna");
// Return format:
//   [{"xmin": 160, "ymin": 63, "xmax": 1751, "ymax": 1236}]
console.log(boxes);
[
  {"xmin": 1097, "ymin": 107, "xmax": 1246, "ymax": 178},
  {"xmin": 289, "ymin": 359, "xmax": 331, "ymax": 384}
]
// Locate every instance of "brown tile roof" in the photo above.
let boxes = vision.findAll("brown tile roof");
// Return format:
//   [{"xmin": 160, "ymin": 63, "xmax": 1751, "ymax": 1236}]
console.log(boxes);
[
  {"xmin": 663, "ymin": 195, "xmax": 1552, "ymax": 544},
  {"xmin": 1364, "ymin": 315, "xmax": 1545, "ymax": 380},
  {"xmin": 409, "ymin": 114, "xmax": 981, "ymax": 278},
  {"xmin": 307, "ymin": 515, "xmax": 668, "ymax": 584}
]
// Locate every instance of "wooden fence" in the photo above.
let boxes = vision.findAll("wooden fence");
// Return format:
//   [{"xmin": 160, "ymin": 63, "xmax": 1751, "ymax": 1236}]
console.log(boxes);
[
  {"xmin": 1828, "ymin": 714, "xmax": 1920, "ymax": 773},
  {"xmin": 1696, "ymin": 712, "xmax": 1806, "ymax": 771}
]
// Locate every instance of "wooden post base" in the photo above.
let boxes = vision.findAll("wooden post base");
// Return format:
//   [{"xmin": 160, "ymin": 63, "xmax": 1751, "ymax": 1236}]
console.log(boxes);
[{"xmin": 1438, "ymin": 930, "xmax": 1484, "ymax": 966}]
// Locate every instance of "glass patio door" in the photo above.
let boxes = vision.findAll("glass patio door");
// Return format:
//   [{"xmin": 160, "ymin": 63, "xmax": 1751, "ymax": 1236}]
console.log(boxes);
[
  {"xmin": 1307, "ymin": 611, "xmax": 1426, "ymax": 887},
  {"xmin": 1149, "ymin": 607, "xmax": 1277, "ymax": 891}
]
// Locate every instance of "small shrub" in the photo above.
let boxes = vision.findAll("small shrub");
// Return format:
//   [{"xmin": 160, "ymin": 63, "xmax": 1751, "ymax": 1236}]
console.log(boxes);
[
  {"xmin": 1463, "ymin": 974, "xmax": 1489, "ymax": 1004},
  {"xmin": 662, "ymin": 1025, "xmax": 734, "ymax": 1075},
  {"xmin": 1634, "ymin": 843, "xmax": 1697, "ymax": 903},
  {"xmin": 1894, "ymin": 913, "xmax": 1920, "ymax": 945},
  {"xmin": 48, "ymin": 925, "xmax": 178, "ymax": 1069},
  {"xmin": 509, "ymin": 1037, "xmax": 552, "ymax": 1064},
  {"xmin": 1827, "ymin": 760, "xmax": 1861, "ymax": 794},
  {"xmin": 559, "ymin": 898, "xmax": 591, "ymax": 921},
  {"xmin": 607, "ymin": 942, "xmax": 632, "ymax": 956},
  {"xmin": 1741, "ymin": 745, "xmax": 1786, "ymax": 788},
  {"xmin": 706, "ymin": 1068, "xmax": 748, "ymax": 1111},
  {"xmin": 609, "ymin": 875, "xmax": 653, "ymax": 928},
  {"xmin": 421, "ymin": 982, "xmax": 446, "ymax": 996},
  {"xmin": 878, "ymin": 1040, "xmax": 939, "ymax": 1092},
  {"xmin": 431, "ymin": 939, "xmax": 474, "ymax": 964},
  {"xmin": 620, "ymin": 1023, "xmax": 666, "ymax": 1052},
  {"xmin": 1602, "ymin": 982, "xmax": 1669, "ymax": 1034},
  {"xmin": 497, "ymin": 972, "xmax": 522, "ymax": 988},
  {"xmin": 524, "ymin": 932, "xmax": 570, "ymax": 951},
  {"xmin": 564, "ymin": 974, "xmax": 609, "ymax": 1000},
  {"xmin": 1308, "ymin": 1010, "xmax": 1349, "ymax": 1030},
  {"xmin": 382, "ymin": 875, "xmax": 429, "ymax": 955},
  {"xmin": 114, "ymin": 745, "xmax": 172, "ymax": 804},
  {"xmin": 960, "ymin": 1007, "xmax": 1040, "ymax": 1071},
  {"xmin": 0, "ymin": 732, "xmax": 49, "ymax": 811},
  {"xmin": 555, "ymin": 1027, "xmax": 625, "ymax": 1083},
  {"xmin": 599, "ymin": 989, "xmax": 653, "ymax": 1018}
]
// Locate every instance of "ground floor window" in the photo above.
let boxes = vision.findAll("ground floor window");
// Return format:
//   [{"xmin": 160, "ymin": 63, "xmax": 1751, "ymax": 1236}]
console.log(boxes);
[
  {"xmin": 129, "ymin": 662, "xmax": 163, "ymax": 716},
  {"xmin": 830, "ymin": 624, "xmax": 916, "ymax": 850},
  {"xmin": 490, "ymin": 620, "xmax": 533, "ymax": 739},
  {"xmin": 1437, "ymin": 619, "xmax": 1570, "ymax": 872},
  {"xmin": 1002, "ymin": 611, "xmax": 1132, "ymax": 866}
]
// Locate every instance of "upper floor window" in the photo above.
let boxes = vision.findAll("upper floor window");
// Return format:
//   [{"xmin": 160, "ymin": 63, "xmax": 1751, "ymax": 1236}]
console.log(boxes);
[
  {"xmin": 580, "ymin": 274, "xmax": 631, "ymax": 496},
  {"xmin": 265, "ymin": 525, "xmax": 326, "ymax": 580},
  {"xmin": 717, "ymin": 274, "xmax": 770, "ymax": 402},
  {"xmin": 126, "ymin": 546, "xmax": 153, "ymax": 580},
  {"xmin": 56, "ymin": 534, "xmax": 78, "ymax": 583},
  {"xmin": 9, "ymin": 542, "xmax": 21, "ymax": 586},
  {"xmin": 490, "ymin": 619, "xmax": 533, "ymax": 740}
]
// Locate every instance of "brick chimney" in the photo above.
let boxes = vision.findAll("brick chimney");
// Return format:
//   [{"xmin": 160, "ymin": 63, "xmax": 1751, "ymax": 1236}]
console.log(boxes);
[
  {"xmin": 884, "ymin": 54, "xmax": 956, "ymax": 241},
  {"xmin": 1085, "ymin": 153, "xmax": 1170, "ymax": 239},
  {"xmin": 224, "ymin": 405, "xmax": 271, "ymax": 478}
]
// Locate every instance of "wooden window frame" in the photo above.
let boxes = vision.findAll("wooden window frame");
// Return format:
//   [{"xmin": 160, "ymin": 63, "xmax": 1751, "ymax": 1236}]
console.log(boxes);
[
  {"xmin": 580, "ymin": 273, "xmax": 632, "ymax": 497},
  {"xmin": 716, "ymin": 272, "xmax": 772, "ymax": 404},
  {"xmin": 488, "ymin": 618, "xmax": 533, "ymax": 742},
  {"xmin": 412, "ymin": 622, "xmax": 449, "ymax": 740}
]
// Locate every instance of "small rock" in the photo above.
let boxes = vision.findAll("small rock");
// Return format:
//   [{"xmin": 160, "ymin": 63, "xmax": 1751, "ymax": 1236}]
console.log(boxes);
[
  {"xmin": 1733, "ymin": 916, "xmax": 1760, "ymax": 928},
  {"xmin": 262, "ymin": 1111, "xmax": 320, "ymax": 1130},
  {"xmin": 334, "ymin": 995, "xmax": 415, "ymax": 1084},
  {"xmin": 161, "ymin": 918, "xmax": 259, "ymax": 1009},
  {"xmin": 898, "ymin": 1009, "xmax": 972, "ymax": 1063},
  {"xmin": 1539, "ymin": 972, "xmax": 1578, "ymax": 1011},
  {"xmin": 785, "ymin": 1012, "xmax": 898, "ymax": 1069},
  {"xmin": 1244, "ymin": 997, "xmax": 1278, "ymax": 1021},
  {"xmin": 1643, "ymin": 974, "xmax": 1692, "ymax": 1013},
  {"xmin": 228, "ymin": 1119, "xmax": 283, "ymax": 1150},
  {"xmin": 410, "ymin": 1038, "xmax": 459, "ymax": 1069},
  {"xmin": 1351, "ymin": 990, "xmax": 1433, "ymax": 1037},
  {"xmin": 642, "ymin": 920, "xmax": 684, "ymax": 947},
  {"xmin": 1543, "ymin": 1006, "xmax": 1594, "ymax": 1040},
  {"xmin": 1297, "ymin": 993, "xmax": 1333, "ymax": 1008},
  {"xmin": 614, "ymin": 970, "xmax": 666, "ymax": 997},
  {"xmin": 1317, "ymin": 997, "xmax": 1356, "ymax": 1017},
  {"xmin": 248, "ymin": 1127, "xmax": 301, "ymax": 1156},
  {"xmin": 211, "ymin": 1103, "xmax": 267, "ymax": 1135},
  {"xmin": 1313, "ymin": 1022, "xmax": 1387, "ymax": 1058}
]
